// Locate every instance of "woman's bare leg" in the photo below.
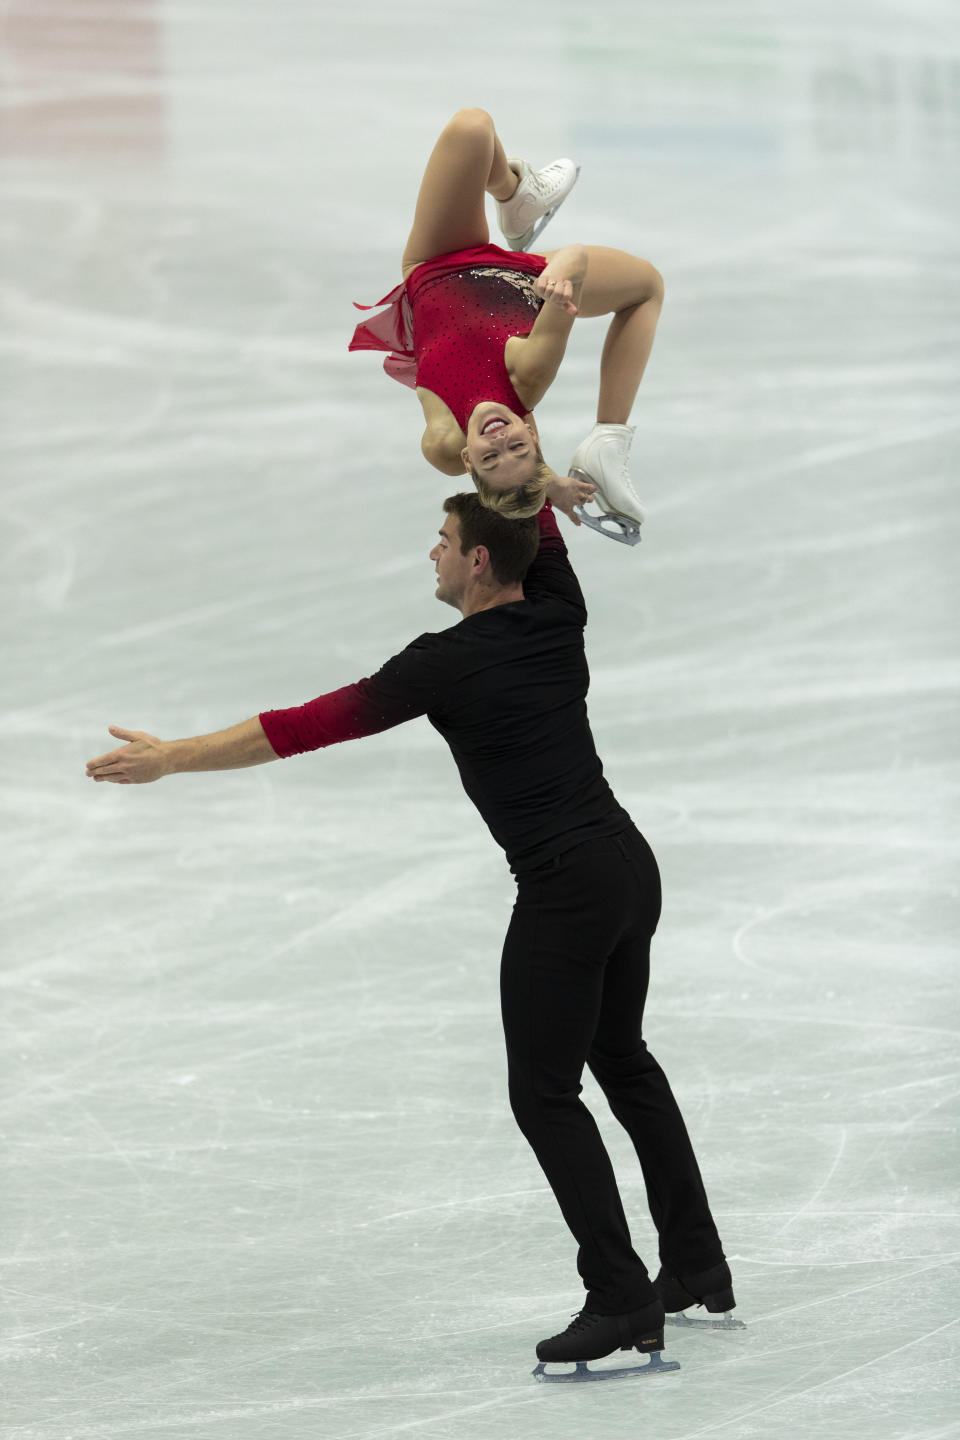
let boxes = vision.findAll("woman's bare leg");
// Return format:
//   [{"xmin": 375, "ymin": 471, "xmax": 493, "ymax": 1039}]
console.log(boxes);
[
  {"xmin": 541, "ymin": 246, "xmax": 664, "ymax": 422},
  {"xmin": 401, "ymin": 109, "xmax": 518, "ymax": 279}
]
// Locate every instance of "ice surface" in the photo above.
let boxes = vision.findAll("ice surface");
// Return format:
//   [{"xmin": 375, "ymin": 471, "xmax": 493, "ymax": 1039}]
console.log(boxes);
[{"xmin": 2, "ymin": 1, "xmax": 959, "ymax": 1437}]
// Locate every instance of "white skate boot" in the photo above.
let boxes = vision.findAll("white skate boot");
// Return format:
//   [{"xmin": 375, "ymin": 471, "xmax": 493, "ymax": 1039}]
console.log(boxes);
[
  {"xmin": 569, "ymin": 424, "xmax": 645, "ymax": 546},
  {"xmin": 497, "ymin": 157, "xmax": 580, "ymax": 252}
]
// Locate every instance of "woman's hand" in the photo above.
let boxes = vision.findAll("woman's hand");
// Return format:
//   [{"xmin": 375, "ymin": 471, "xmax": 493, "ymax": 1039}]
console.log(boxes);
[
  {"xmin": 533, "ymin": 244, "xmax": 589, "ymax": 316},
  {"xmin": 546, "ymin": 472, "xmax": 596, "ymax": 525}
]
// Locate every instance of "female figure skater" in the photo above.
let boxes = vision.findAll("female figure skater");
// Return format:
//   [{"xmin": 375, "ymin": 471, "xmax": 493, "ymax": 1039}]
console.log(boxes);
[{"xmin": 349, "ymin": 108, "xmax": 664, "ymax": 542}]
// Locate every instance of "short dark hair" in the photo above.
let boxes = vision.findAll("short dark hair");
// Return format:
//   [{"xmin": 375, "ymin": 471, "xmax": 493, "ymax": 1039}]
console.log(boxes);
[{"xmin": 443, "ymin": 492, "xmax": 539, "ymax": 585}]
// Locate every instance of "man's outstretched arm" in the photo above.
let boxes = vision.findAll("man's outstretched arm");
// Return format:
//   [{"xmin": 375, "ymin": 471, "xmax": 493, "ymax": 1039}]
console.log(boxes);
[
  {"xmin": 86, "ymin": 718, "xmax": 276, "ymax": 785},
  {"xmin": 86, "ymin": 655, "xmax": 443, "ymax": 786}
]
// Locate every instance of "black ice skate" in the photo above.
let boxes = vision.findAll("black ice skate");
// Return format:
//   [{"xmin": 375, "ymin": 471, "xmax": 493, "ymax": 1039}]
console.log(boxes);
[
  {"xmin": 655, "ymin": 1260, "xmax": 746, "ymax": 1331},
  {"xmin": 531, "ymin": 1302, "xmax": 680, "ymax": 1383}
]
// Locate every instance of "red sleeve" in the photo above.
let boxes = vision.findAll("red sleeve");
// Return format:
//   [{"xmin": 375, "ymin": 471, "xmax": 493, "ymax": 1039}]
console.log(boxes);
[
  {"xmin": 259, "ymin": 635, "xmax": 445, "ymax": 759},
  {"xmin": 260, "ymin": 681, "xmax": 386, "ymax": 758}
]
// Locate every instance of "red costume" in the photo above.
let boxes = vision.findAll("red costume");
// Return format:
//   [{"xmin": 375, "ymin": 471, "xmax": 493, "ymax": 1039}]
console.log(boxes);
[{"xmin": 349, "ymin": 244, "xmax": 547, "ymax": 431}]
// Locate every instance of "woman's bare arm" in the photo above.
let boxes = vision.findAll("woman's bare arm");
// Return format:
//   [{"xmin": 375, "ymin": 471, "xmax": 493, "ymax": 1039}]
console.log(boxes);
[
  {"xmin": 416, "ymin": 387, "xmax": 469, "ymax": 475},
  {"xmin": 507, "ymin": 245, "xmax": 588, "ymax": 410}
]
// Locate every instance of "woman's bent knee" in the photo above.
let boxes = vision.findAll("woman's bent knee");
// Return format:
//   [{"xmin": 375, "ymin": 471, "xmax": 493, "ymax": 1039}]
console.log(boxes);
[{"xmin": 445, "ymin": 107, "xmax": 495, "ymax": 142}]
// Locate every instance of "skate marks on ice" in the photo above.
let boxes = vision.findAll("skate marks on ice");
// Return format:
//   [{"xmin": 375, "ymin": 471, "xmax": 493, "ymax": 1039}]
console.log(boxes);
[
  {"xmin": 662, "ymin": 1312, "xmax": 960, "ymax": 1440},
  {"xmin": 4, "ymin": 0, "xmax": 960, "ymax": 1435},
  {"xmin": 532, "ymin": 1349, "xmax": 680, "ymax": 1383}
]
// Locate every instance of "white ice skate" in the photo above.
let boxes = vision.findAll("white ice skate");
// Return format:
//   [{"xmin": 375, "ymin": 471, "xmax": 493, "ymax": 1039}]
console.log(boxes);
[
  {"xmin": 569, "ymin": 423, "xmax": 646, "ymax": 546},
  {"xmin": 497, "ymin": 156, "xmax": 580, "ymax": 252}
]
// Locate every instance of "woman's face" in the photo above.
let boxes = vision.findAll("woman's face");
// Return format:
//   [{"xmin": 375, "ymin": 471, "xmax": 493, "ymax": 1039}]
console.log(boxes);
[{"xmin": 462, "ymin": 402, "xmax": 538, "ymax": 492}]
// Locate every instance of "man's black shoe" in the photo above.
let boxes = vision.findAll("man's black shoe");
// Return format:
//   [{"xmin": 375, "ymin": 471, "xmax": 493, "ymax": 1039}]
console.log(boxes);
[
  {"xmin": 536, "ymin": 1299, "xmax": 665, "ymax": 1362},
  {"xmin": 654, "ymin": 1259, "xmax": 736, "ymax": 1314}
]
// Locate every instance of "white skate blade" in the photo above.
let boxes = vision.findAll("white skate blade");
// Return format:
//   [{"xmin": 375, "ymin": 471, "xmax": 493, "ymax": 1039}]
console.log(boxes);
[
  {"xmin": 521, "ymin": 164, "xmax": 581, "ymax": 251},
  {"xmin": 532, "ymin": 1350, "xmax": 680, "ymax": 1383},
  {"xmin": 575, "ymin": 503, "xmax": 642, "ymax": 546},
  {"xmin": 570, "ymin": 465, "xmax": 644, "ymax": 546},
  {"xmin": 666, "ymin": 1310, "xmax": 746, "ymax": 1331}
]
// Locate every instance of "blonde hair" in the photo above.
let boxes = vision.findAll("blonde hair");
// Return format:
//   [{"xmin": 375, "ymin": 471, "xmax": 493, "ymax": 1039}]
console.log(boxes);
[{"xmin": 470, "ymin": 454, "xmax": 553, "ymax": 520}]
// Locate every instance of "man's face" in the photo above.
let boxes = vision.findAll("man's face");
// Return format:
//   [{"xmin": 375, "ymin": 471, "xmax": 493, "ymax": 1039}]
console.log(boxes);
[{"xmin": 429, "ymin": 513, "xmax": 472, "ymax": 610}]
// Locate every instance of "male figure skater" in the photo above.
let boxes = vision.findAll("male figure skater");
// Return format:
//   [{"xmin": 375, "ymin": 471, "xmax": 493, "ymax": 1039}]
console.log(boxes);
[{"xmin": 86, "ymin": 492, "xmax": 736, "ymax": 1373}]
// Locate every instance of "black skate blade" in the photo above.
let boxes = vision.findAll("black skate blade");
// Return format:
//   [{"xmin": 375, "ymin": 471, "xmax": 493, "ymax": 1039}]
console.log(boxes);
[
  {"xmin": 532, "ymin": 1350, "xmax": 680, "ymax": 1383},
  {"xmin": 574, "ymin": 505, "xmax": 642, "ymax": 547},
  {"xmin": 665, "ymin": 1310, "xmax": 746, "ymax": 1331}
]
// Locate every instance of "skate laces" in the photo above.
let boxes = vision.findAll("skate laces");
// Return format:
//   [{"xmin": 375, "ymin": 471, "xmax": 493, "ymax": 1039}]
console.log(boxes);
[{"xmin": 526, "ymin": 162, "xmax": 568, "ymax": 200}]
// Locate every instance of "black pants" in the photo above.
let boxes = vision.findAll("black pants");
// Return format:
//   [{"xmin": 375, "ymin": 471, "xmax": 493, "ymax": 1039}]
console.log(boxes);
[{"xmin": 501, "ymin": 826, "xmax": 725, "ymax": 1314}]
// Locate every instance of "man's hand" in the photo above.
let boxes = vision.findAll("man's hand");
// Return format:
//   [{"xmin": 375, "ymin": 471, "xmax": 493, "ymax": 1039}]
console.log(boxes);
[
  {"xmin": 546, "ymin": 473, "xmax": 596, "ymax": 525},
  {"xmin": 86, "ymin": 716, "xmax": 275, "ymax": 782},
  {"xmin": 86, "ymin": 726, "xmax": 170, "ymax": 785},
  {"xmin": 533, "ymin": 244, "xmax": 588, "ymax": 316}
]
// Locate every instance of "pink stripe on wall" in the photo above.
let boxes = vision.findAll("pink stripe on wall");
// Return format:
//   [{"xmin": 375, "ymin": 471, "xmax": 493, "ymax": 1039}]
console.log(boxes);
[{"xmin": 0, "ymin": 0, "xmax": 165, "ymax": 156}]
